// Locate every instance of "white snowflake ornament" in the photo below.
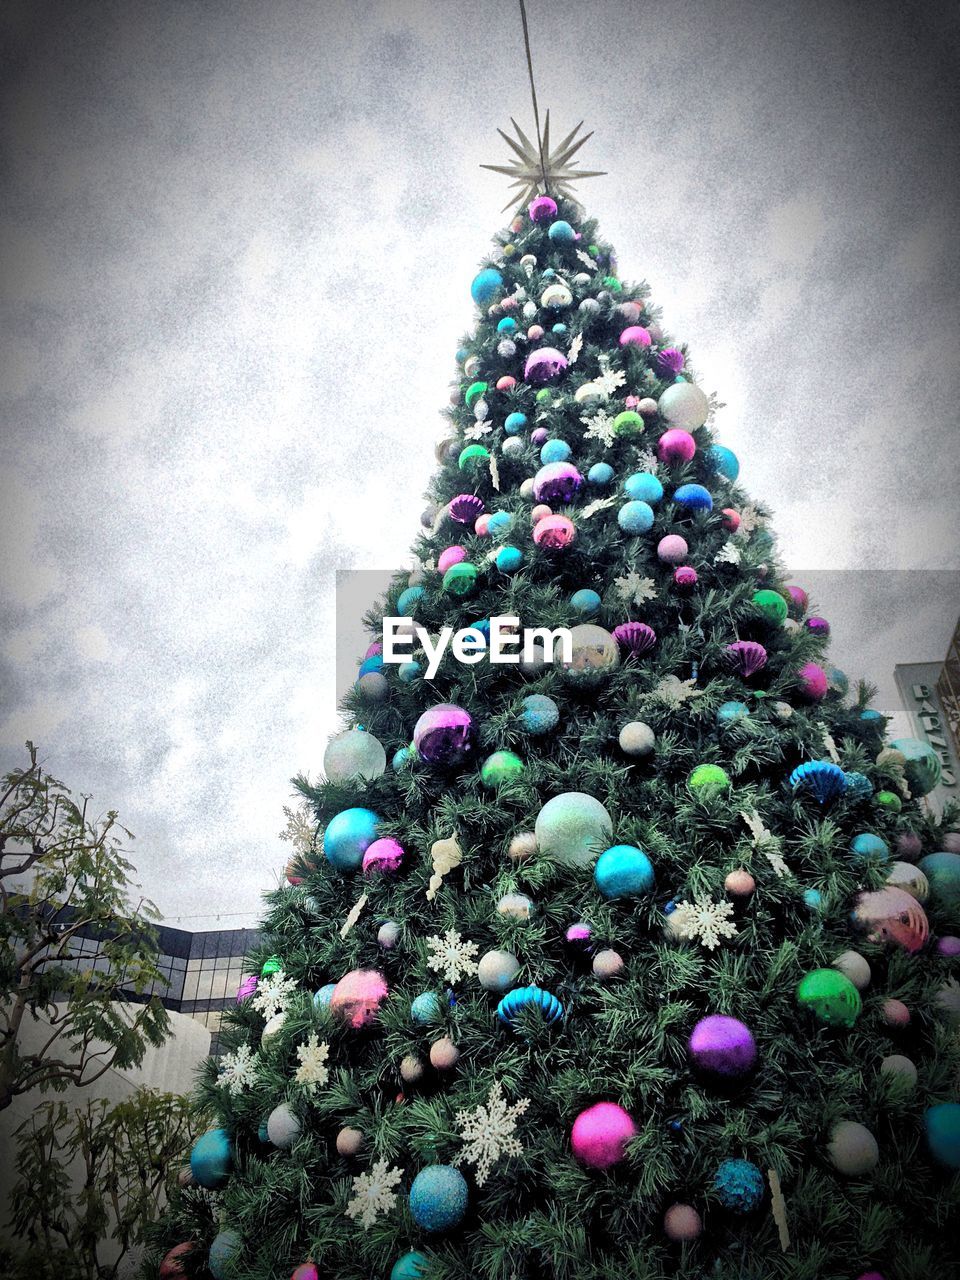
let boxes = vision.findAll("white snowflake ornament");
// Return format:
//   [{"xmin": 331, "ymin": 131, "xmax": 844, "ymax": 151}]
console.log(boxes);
[
  {"xmin": 464, "ymin": 421, "xmax": 492, "ymax": 441},
  {"xmin": 251, "ymin": 969, "xmax": 298, "ymax": 1022},
  {"xmin": 426, "ymin": 929, "xmax": 480, "ymax": 983},
  {"xmin": 216, "ymin": 1044, "xmax": 259, "ymax": 1095},
  {"xmin": 581, "ymin": 407, "xmax": 616, "ymax": 448},
  {"xmin": 567, "ymin": 332, "xmax": 584, "ymax": 364},
  {"xmin": 455, "ymin": 1081, "xmax": 530, "ymax": 1186},
  {"xmin": 653, "ymin": 674, "xmax": 703, "ymax": 706},
  {"xmin": 279, "ymin": 803, "xmax": 316, "ymax": 856},
  {"xmin": 668, "ymin": 896, "xmax": 738, "ymax": 950},
  {"xmin": 295, "ymin": 1032, "xmax": 330, "ymax": 1094},
  {"xmin": 582, "ymin": 496, "xmax": 616, "ymax": 520},
  {"xmin": 614, "ymin": 571, "xmax": 658, "ymax": 607},
  {"xmin": 345, "ymin": 1159, "xmax": 403, "ymax": 1229},
  {"xmin": 596, "ymin": 353, "xmax": 627, "ymax": 396},
  {"xmin": 714, "ymin": 541, "xmax": 742, "ymax": 566}
]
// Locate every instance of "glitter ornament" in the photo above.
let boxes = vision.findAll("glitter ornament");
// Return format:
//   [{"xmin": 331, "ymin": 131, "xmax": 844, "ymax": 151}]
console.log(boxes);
[
  {"xmin": 920, "ymin": 851, "xmax": 960, "ymax": 906},
  {"xmin": 534, "ymin": 793, "xmax": 613, "ymax": 869},
  {"xmin": 323, "ymin": 729, "xmax": 387, "ymax": 783},
  {"xmin": 619, "ymin": 721, "xmax": 656, "ymax": 756},
  {"xmin": 471, "ymin": 268, "xmax": 503, "ymax": 305},
  {"xmin": 595, "ymin": 845, "xmax": 655, "ymax": 899},
  {"xmin": 593, "ymin": 948, "xmax": 624, "ymax": 979},
  {"xmin": 718, "ymin": 700, "xmax": 750, "ymax": 724},
  {"xmin": 688, "ymin": 763, "xmax": 731, "ymax": 793},
  {"xmin": 796, "ymin": 968, "xmax": 861, "ymax": 1027},
  {"xmin": 414, "ymin": 704, "xmax": 475, "ymax": 765},
  {"xmin": 570, "ymin": 588, "xmax": 601, "ymax": 614},
  {"xmin": 657, "ymin": 534, "xmax": 688, "ymax": 563},
  {"xmin": 508, "ymin": 831, "xmax": 538, "ymax": 860},
  {"xmin": 852, "ymin": 887, "xmax": 929, "ymax": 952},
  {"xmin": 827, "ymin": 1121, "xmax": 879, "ymax": 1175},
  {"xmin": 521, "ymin": 694, "xmax": 560, "ymax": 734},
  {"xmin": 323, "ymin": 807, "xmax": 381, "ymax": 871},
  {"xmin": 617, "ymin": 499, "xmax": 655, "ymax": 534},
  {"xmin": 722, "ymin": 507, "xmax": 741, "ymax": 531},
  {"xmin": 496, "ymin": 892, "xmax": 534, "ymax": 919},
  {"xmin": 362, "ymin": 837, "xmax": 405, "ymax": 878},
  {"xmin": 664, "ymin": 1204, "xmax": 702, "ymax": 1241},
  {"xmin": 159, "ymin": 1243, "xmax": 196, "ymax": 1279},
  {"xmin": 588, "ymin": 461, "xmax": 614, "ymax": 485},
  {"xmin": 409, "ymin": 1165, "xmax": 469, "ymax": 1232},
  {"xmin": 267, "ymin": 1103, "xmax": 301, "ymax": 1150},
  {"xmin": 657, "ymin": 428, "xmax": 697, "ymax": 464},
  {"xmin": 208, "ymin": 1231, "xmax": 242, "ymax": 1280},
  {"xmin": 562, "ymin": 624, "xmax": 619, "ymax": 680},
  {"xmin": 674, "ymin": 565, "xmax": 698, "ymax": 587},
  {"xmin": 624, "ymin": 471, "xmax": 663, "ymax": 503},
  {"xmin": 897, "ymin": 830, "xmax": 923, "ymax": 860},
  {"xmin": 504, "ymin": 410, "xmax": 527, "ymax": 434},
  {"xmin": 478, "ymin": 949, "xmax": 520, "ymax": 992},
  {"xmin": 524, "ymin": 347, "xmax": 569, "ymax": 384},
  {"xmin": 882, "ymin": 998, "xmax": 910, "ymax": 1027},
  {"xmin": 798, "ymin": 661, "xmax": 829, "ymax": 701},
  {"xmin": 401, "ymin": 1054, "xmax": 423, "ymax": 1086},
  {"xmin": 659, "ymin": 380, "xmax": 709, "ymax": 429},
  {"xmin": 571, "ymin": 1102, "xmax": 637, "ymax": 1168},
  {"xmin": 291, "ymin": 1265, "xmax": 318, "ymax": 1280},
  {"xmin": 410, "ymin": 992, "xmax": 441, "ymax": 1024},
  {"xmin": 532, "ymin": 514, "xmax": 576, "ymax": 548},
  {"xmin": 833, "ymin": 950, "xmax": 871, "ymax": 990},
  {"xmin": 480, "ymin": 750, "xmax": 524, "ymax": 787},
  {"xmin": 688, "ymin": 1015, "xmax": 757, "ymax": 1079},
  {"xmin": 713, "ymin": 1159, "xmax": 765, "ymax": 1213},
  {"xmin": 448, "ymin": 493, "xmax": 484, "ymax": 525},
  {"xmin": 790, "ymin": 760, "xmax": 846, "ymax": 803},
  {"xmin": 190, "ymin": 1128, "xmax": 232, "ymax": 1189},
  {"xmin": 330, "ymin": 969, "xmax": 389, "ymax": 1029},
  {"xmin": 533, "ymin": 460, "xmax": 583, "ymax": 503}
]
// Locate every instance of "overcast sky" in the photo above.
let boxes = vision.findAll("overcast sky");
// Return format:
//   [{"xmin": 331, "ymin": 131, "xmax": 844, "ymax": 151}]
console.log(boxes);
[{"xmin": 1, "ymin": 1, "xmax": 958, "ymax": 927}]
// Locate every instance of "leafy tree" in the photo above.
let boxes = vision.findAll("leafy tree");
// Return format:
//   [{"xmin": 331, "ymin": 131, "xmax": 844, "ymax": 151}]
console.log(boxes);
[{"xmin": 0, "ymin": 742, "xmax": 169, "ymax": 1111}]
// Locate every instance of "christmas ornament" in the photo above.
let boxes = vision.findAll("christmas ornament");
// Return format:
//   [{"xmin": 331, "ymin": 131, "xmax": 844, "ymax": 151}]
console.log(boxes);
[
  {"xmin": 619, "ymin": 324, "xmax": 651, "ymax": 347},
  {"xmin": 540, "ymin": 437, "xmax": 572, "ymax": 463},
  {"xmin": 496, "ymin": 892, "xmax": 534, "ymax": 919},
  {"xmin": 571, "ymin": 1101, "xmax": 637, "ymax": 1168},
  {"xmin": 324, "ymin": 807, "xmax": 382, "ymax": 872},
  {"xmin": 549, "ymin": 219, "xmax": 577, "ymax": 242},
  {"xmin": 480, "ymin": 750, "xmax": 524, "ymax": 786},
  {"xmin": 159, "ymin": 1243, "xmax": 195, "ymax": 1279},
  {"xmin": 390, "ymin": 1253, "xmax": 429, "ymax": 1280},
  {"xmin": 718, "ymin": 700, "xmax": 750, "ymax": 724},
  {"xmin": 668, "ymin": 897, "xmax": 738, "ymax": 949},
  {"xmin": 443, "ymin": 561, "xmax": 478, "ymax": 595},
  {"xmin": 624, "ymin": 471, "xmax": 664, "ymax": 503},
  {"xmin": 533, "ymin": 513, "xmax": 576, "ymax": 547},
  {"xmin": 478, "ymin": 949, "xmax": 521, "ymax": 992},
  {"xmin": 919, "ymin": 851, "xmax": 960, "ymax": 906},
  {"xmin": 673, "ymin": 482, "xmax": 713, "ymax": 511},
  {"xmin": 594, "ymin": 844, "xmax": 655, "ymax": 899},
  {"xmin": 521, "ymin": 693, "xmax": 560, "ymax": 733},
  {"xmin": 880, "ymin": 1054, "xmax": 917, "ymax": 1089},
  {"xmin": 261, "ymin": 954, "xmax": 283, "ymax": 976},
  {"xmin": 524, "ymin": 347, "xmax": 569, "ymax": 384},
  {"xmin": 705, "ymin": 443, "xmax": 740, "ymax": 480},
  {"xmin": 291, "ymin": 1265, "xmax": 318, "ymax": 1280},
  {"xmin": 508, "ymin": 831, "xmax": 538, "ymax": 860},
  {"xmin": 471, "ymin": 268, "xmax": 503, "ymax": 305},
  {"xmin": 336, "ymin": 1126, "xmax": 364, "ymax": 1157},
  {"xmin": 267, "ymin": 1102, "xmax": 301, "ymax": 1149},
  {"xmin": 496, "ymin": 985, "xmax": 564, "ymax": 1027},
  {"xmin": 688, "ymin": 764, "xmax": 731, "ymax": 793},
  {"xmin": 726, "ymin": 640, "xmax": 768, "ymax": 676},
  {"xmin": 752, "ymin": 589, "xmax": 788, "ymax": 624},
  {"xmin": 377, "ymin": 921, "xmax": 400, "ymax": 949},
  {"xmin": 688, "ymin": 1015, "xmax": 757, "ymax": 1079},
  {"xmin": 882, "ymin": 998, "xmax": 910, "ymax": 1026},
  {"xmin": 236, "ymin": 974, "xmax": 258, "ymax": 1002},
  {"xmin": 937, "ymin": 936, "xmax": 960, "ymax": 956},
  {"xmin": 427, "ymin": 929, "xmax": 480, "ymax": 982},
  {"xmin": 789, "ymin": 760, "xmax": 846, "ymax": 803},
  {"xmin": 330, "ymin": 969, "xmax": 389, "ymax": 1029},
  {"xmin": 713, "ymin": 1159, "xmax": 765, "ymax": 1212},
  {"xmin": 346, "ymin": 1158, "xmax": 403, "ymax": 1228},
  {"xmin": 659, "ymin": 380, "xmax": 709, "ymax": 429},
  {"xmin": 504, "ymin": 410, "xmax": 527, "ymax": 434},
  {"xmin": 533, "ymin": 460, "xmax": 583, "ymax": 502},
  {"xmin": 449, "ymin": 493, "xmax": 484, "ymax": 524},
  {"xmin": 617, "ymin": 499, "xmax": 655, "ymax": 533},
  {"xmin": 885, "ymin": 861, "xmax": 928, "ymax": 902},
  {"xmin": 362, "ymin": 837, "xmax": 405, "ymax": 878},
  {"xmin": 796, "ymin": 968, "xmax": 861, "ymax": 1027},
  {"xmin": 832, "ymin": 951, "xmax": 871, "ymax": 990},
  {"xmin": 408, "ymin": 1165, "xmax": 469, "ymax": 1231},
  {"xmin": 924, "ymin": 1102, "xmax": 960, "ymax": 1169},
  {"xmin": 897, "ymin": 830, "xmax": 923, "ymax": 860},
  {"xmin": 657, "ymin": 533, "xmax": 689, "ymax": 563},
  {"xmin": 587, "ymin": 461, "xmax": 614, "ymax": 484},
  {"xmin": 613, "ymin": 409, "xmax": 644, "ymax": 435},
  {"xmin": 414, "ymin": 704, "xmax": 475, "ymax": 765},
  {"xmin": 208, "ymin": 1230, "xmax": 242, "ymax": 1280},
  {"xmin": 850, "ymin": 832, "xmax": 889, "ymax": 859},
  {"xmin": 426, "ymin": 834, "xmax": 463, "ymax": 901},
  {"xmin": 663, "ymin": 1203, "xmax": 702, "ymax": 1241},
  {"xmin": 411, "ymin": 992, "xmax": 442, "ymax": 1024},
  {"xmin": 612, "ymin": 621, "xmax": 656, "ymax": 655},
  {"xmin": 592, "ymin": 949, "xmax": 624, "ymax": 979},
  {"xmin": 890, "ymin": 736, "xmax": 942, "ymax": 796},
  {"xmin": 430, "ymin": 1037, "xmax": 460, "ymax": 1070},
  {"xmin": 323, "ymin": 729, "xmax": 387, "ymax": 782},
  {"xmin": 843, "ymin": 771, "xmax": 874, "ymax": 800},
  {"xmin": 535, "ymin": 792, "xmax": 613, "ymax": 866},
  {"xmin": 797, "ymin": 661, "xmax": 828, "ymax": 701},
  {"xmin": 454, "ymin": 1080, "xmax": 529, "ymax": 1184},
  {"xmin": 852, "ymin": 887, "xmax": 929, "ymax": 952},
  {"xmin": 189, "ymin": 1128, "xmax": 232, "ymax": 1189},
  {"xmin": 619, "ymin": 721, "xmax": 656, "ymax": 756},
  {"xmin": 657, "ymin": 428, "xmax": 697, "ymax": 464},
  {"xmin": 827, "ymin": 1121, "xmax": 879, "ymax": 1175},
  {"xmin": 724, "ymin": 868, "xmax": 756, "ymax": 896},
  {"xmin": 562, "ymin": 623, "xmax": 619, "ymax": 680}
]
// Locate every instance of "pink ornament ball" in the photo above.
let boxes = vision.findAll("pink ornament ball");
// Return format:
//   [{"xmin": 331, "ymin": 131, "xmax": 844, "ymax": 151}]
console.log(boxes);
[
  {"xmin": 897, "ymin": 831, "xmax": 923, "ymax": 861},
  {"xmin": 496, "ymin": 375, "xmax": 516, "ymax": 391},
  {"xmin": 722, "ymin": 508, "xmax": 741, "ymax": 532},
  {"xmin": 663, "ymin": 1203, "xmax": 702, "ymax": 1242},
  {"xmin": 437, "ymin": 546, "xmax": 467, "ymax": 574},
  {"xmin": 330, "ymin": 969, "xmax": 389, "ymax": 1029},
  {"xmin": 657, "ymin": 429, "xmax": 696, "ymax": 464},
  {"xmin": 361, "ymin": 837, "xmax": 405, "ymax": 878},
  {"xmin": 533, "ymin": 514, "xmax": 576, "ymax": 549},
  {"xmin": 618, "ymin": 301, "xmax": 641, "ymax": 323},
  {"xmin": 429, "ymin": 1037, "xmax": 461, "ymax": 1070},
  {"xmin": 619, "ymin": 325, "xmax": 652, "ymax": 348},
  {"xmin": 510, "ymin": 216, "xmax": 524, "ymax": 233},
  {"xmin": 658, "ymin": 534, "xmax": 689, "ymax": 564},
  {"xmin": 674, "ymin": 565, "xmax": 698, "ymax": 587},
  {"xmin": 882, "ymin": 998, "xmax": 911, "ymax": 1027},
  {"xmin": 527, "ymin": 324, "xmax": 544, "ymax": 340},
  {"xmin": 529, "ymin": 195, "xmax": 558, "ymax": 223},
  {"xmin": 637, "ymin": 397, "xmax": 658, "ymax": 415},
  {"xmin": 336, "ymin": 1126, "xmax": 364, "ymax": 1157},
  {"xmin": 855, "ymin": 1273, "xmax": 885, "ymax": 1280},
  {"xmin": 565, "ymin": 922, "xmax": 592, "ymax": 947},
  {"xmin": 571, "ymin": 1101, "xmax": 637, "ymax": 1168},
  {"xmin": 474, "ymin": 513, "xmax": 492, "ymax": 536},
  {"xmin": 364, "ymin": 640, "xmax": 383, "ymax": 659},
  {"xmin": 531, "ymin": 504, "xmax": 552, "ymax": 525},
  {"xmin": 291, "ymin": 1265, "xmax": 319, "ymax": 1280},
  {"xmin": 786, "ymin": 584, "xmax": 809, "ymax": 616},
  {"xmin": 524, "ymin": 346, "xmax": 569, "ymax": 384},
  {"xmin": 798, "ymin": 661, "xmax": 828, "ymax": 701},
  {"xmin": 937, "ymin": 936, "xmax": 960, "ymax": 957},
  {"xmin": 943, "ymin": 832, "xmax": 960, "ymax": 853}
]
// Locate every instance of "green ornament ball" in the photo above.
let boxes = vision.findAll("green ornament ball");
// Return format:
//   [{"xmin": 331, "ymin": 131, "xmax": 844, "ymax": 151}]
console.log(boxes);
[
  {"xmin": 796, "ymin": 967, "xmax": 862, "ymax": 1027},
  {"xmin": 876, "ymin": 789, "xmax": 902, "ymax": 813},
  {"xmin": 752, "ymin": 588, "xmax": 788, "ymax": 625},
  {"xmin": 458, "ymin": 444, "xmax": 490, "ymax": 471},
  {"xmin": 687, "ymin": 763, "xmax": 731, "ymax": 794},
  {"xmin": 480, "ymin": 750, "xmax": 524, "ymax": 788},
  {"xmin": 464, "ymin": 380, "xmax": 488, "ymax": 408},
  {"xmin": 890, "ymin": 736, "xmax": 943, "ymax": 797},
  {"xmin": 602, "ymin": 275, "xmax": 622, "ymax": 291},
  {"xmin": 535, "ymin": 388, "xmax": 552, "ymax": 404},
  {"xmin": 442, "ymin": 561, "xmax": 478, "ymax": 597},
  {"xmin": 260, "ymin": 954, "xmax": 283, "ymax": 976},
  {"xmin": 613, "ymin": 410, "xmax": 644, "ymax": 437}
]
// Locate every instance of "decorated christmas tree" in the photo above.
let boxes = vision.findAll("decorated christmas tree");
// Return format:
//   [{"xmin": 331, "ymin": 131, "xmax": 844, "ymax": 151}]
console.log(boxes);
[{"xmin": 150, "ymin": 119, "xmax": 960, "ymax": 1280}]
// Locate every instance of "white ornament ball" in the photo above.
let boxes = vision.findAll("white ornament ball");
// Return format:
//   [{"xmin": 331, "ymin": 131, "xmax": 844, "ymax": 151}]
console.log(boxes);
[
  {"xmin": 519, "ymin": 478, "xmax": 536, "ymax": 500},
  {"xmin": 578, "ymin": 298, "xmax": 600, "ymax": 316},
  {"xmin": 832, "ymin": 950, "xmax": 871, "ymax": 990},
  {"xmin": 261, "ymin": 1012, "xmax": 287, "ymax": 1043},
  {"xmin": 540, "ymin": 282, "xmax": 572, "ymax": 308},
  {"xmin": 936, "ymin": 980, "xmax": 960, "ymax": 1025},
  {"xmin": 637, "ymin": 397, "xmax": 658, "ymax": 415},
  {"xmin": 498, "ymin": 338, "xmax": 517, "ymax": 358},
  {"xmin": 880, "ymin": 1054, "xmax": 918, "ymax": 1090},
  {"xmin": 502, "ymin": 437, "xmax": 524, "ymax": 456},
  {"xmin": 773, "ymin": 701, "xmax": 794, "ymax": 719},
  {"xmin": 336, "ymin": 1126, "xmax": 363, "ymax": 1157},
  {"xmin": 473, "ymin": 398, "xmax": 489, "ymax": 422},
  {"xmin": 619, "ymin": 721, "xmax": 656, "ymax": 757},
  {"xmin": 267, "ymin": 1103, "xmax": 301, "ymax": 1150},
  {"xmin": 658, "ymin": 380, "xmax": 709, "ymax": 430},
  {"xmin": 574, "ymin": 381, "xmax": 604, "ymax": 405},
  {"xmin": 885, "ymin": 861, "xmax": 929, "ymax": 902},
  {"xmin": 478, "ymin": 949, "xmax": 521, "ymax": 992},
  {"xmin": 573, "ymin": 272, "xmax": 592, "ymax": 286},
  {"xmin": 400, "ymin": 1055, "xmax": 424, "ymax": 1084},
  {"xmin": 377, "ymin": 920, "xmax": 401, "ymax": 949},
  {"xmin": 429, "ymin": 1037, "xmax": 461, "ymax": 1071},
  {"xmin": 827, "ymin": 1121, "xmax": 879, "ymax": 1175},
  {"xmin": 519, "ymin": 254, "xmax": 537, "ymax": 271},
  {"xmin": 357, "ymin": 671, "xmax": 388, "ymax": 701},
  {"xmin": 519, "ymin": 638, "xmax": 549, "ymax": 674},
  {"xmin": 783, "ymin": 618, "xmax": 800, "ymax": 633},
  {"xmin": 508, "ymin": 831, "xmax": 538, "ymax": 860},
  {"xmin": 593, "ymin": 948, "xmax": 624, "ymax": 979},
  {"xmin": 497, "ymin": 892, "xmax": 534, "ymax": 919},
  {"xmin": 522, "ymin": 300, "xmax": 537, "ymax": 320},
  {"xmin": 463, "ymin": 356, "xmax": 481, "ymax": 378}
]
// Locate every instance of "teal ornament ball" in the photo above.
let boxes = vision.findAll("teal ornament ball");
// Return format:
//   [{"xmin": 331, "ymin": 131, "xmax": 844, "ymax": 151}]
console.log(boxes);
[
  {"xmin": 190, "ymin": 1128, "xmax": 232, "ymax": 1189},
  {"xmin": 390, "ymin": 1252, "xmax": 430, "ymax": 1280},
  {"xmin": 918, "ymin": 852, "xmax": 960, "ymax": 907},
  {"xmin": 504, "ymin": 411, "xmax": 527, "ymax": 434},
  {"xmin": 471, "ymin": 268, "xmax": 503, "ymax": 305},
  {"xmin": 411, "ymin": 992, "xmax": 442, "ymax": 1024},
  {"xmin": 313, "ymin": 983, "xmax": 337, "ymax": 1008},
  {"xmin": 208, "ymin": 1230, "xmax": 242, "ymax": 1280},
  {"xmin": 851, "ymin": 833, "xmax": 889, "ymax": 860},
  {"xmin": 843, "ymin": 771, "xmax": 873, "ymax": 800},
  {"xmin": 396, "ymin": 586, "xmax": 424, "ymax": 616},
  {"xmin": 595, "ymin": 845, "xmax": 655, "ymax": 899},
  {"xmin": 399, "ymin": 661, "xmax": 421, "ymax": 683},
  {"xmin": 535, "ymin": 791, "xmax": 613, "ymax": 867},
  {"xmin": 392, "ymin": 746, "xmax": 411, "ymax": 770},
  {"xmin": 617, "ymin": 500, "xmax": 655, "ymax": 534},
  {"xmin": 924, "ymin": 1102, "xmax": 960, "ymax": 1169},
  {"xmin": 323, "ymin": 729, "xmax": 387, "ymax": 783},
  {"xmin": 323, "ymin": 807, "xmax": 381, "ymax": 871},
  {"xmin": 409, "ymin": 1165, "xmax": 468, "ymax": 1232},
  {"xmin": 714, "ymin": 1158, "xmax": 764, "ymax": 1212},
  {"xmin": 358, "ymin": 655, "xmax": 383, "ymax": 677},
  {"xmin": 496, "ymin": 545, "xmax": 524, "ymax": 574},
  {"xmin": 588, "ymin": 462, "xmax": 614, "ymax": 485},
  {"xmin": 521, "ymin": 694, "xmax": 560, "ymax": 734},
  {"xmin": 541, "ymin": 438, "xmax": 572, "ymax": 464},
  {"xmin": 570, "ymin": 588, "xmax": 601, "ymax": 615},
  {"xmin": 673, "ymin": 482, "xmax": 713, "ymax": 511},
  {"xmin": 803, "ymin": 888, "xmax": 823, "ymax": 910},
  {"xmin": 497, "ymin": 985, "xmax": 564, "ymax": 1027},
  {"xmin": 717, "ymin": 700, "xmax": 750, "ymax": 724},
  {"xmin": 827, "ymin": 665, "xmax": 849, "ymax": 696},
  {"xmin": 706, "ymin": 444, "xmax": 740, "ymax": 481},
  {"xmin": 487, "ymin": 511, "xmax": 514, "ymax": 536},
  {"xmin": 890, "ymin": 737, "xmax": 943, "ymax": 797},
  {"xmin": 624, "ymin": 472, "xmax": 663, "ymax": 503},
  {"xmin": 548, "ymin": 219, "xmax": 576, "ymax": 243}
]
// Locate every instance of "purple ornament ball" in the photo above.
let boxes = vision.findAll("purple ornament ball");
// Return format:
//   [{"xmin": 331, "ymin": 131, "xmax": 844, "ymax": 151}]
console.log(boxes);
[
  {"xmin": 937, "ymin": 936, "xmax": 960, "ymax": 957},
  {"xmin": 897, "ymin": 830, "xmax": 923, "ymax": 861},
  {"xmin": 571, "ymin": 1101, "xmax": 637, "ymax": 1168},
  {"xmin": 330, "ymin": 969, "xmax": 389, "ymax": 1029},
  {"xmin": 688, "ymin": 1014, "xmax": 757, "ymax": 1079},
  {"xmin": 524, "ymin": 347, "xmax": 569, "ymax": 385},
  {"xmin": 529, "ymin": 195, "xmax": 558, "ymax": 223},
  {"xmin": 530, "ymin": 426, "xmax": 550, "ymax": 446},
  {"xmin": 657, "ymin": 534, "xmax": 689, "ymax": 565},
  {"xmin": 798, "ymin": 661, "xmax": 828, "ymax": 701},
  {"xmin": 806, "ymin": 616, "xmax": 830, "ymax": 636},
  {"xmin": 448, "ymin": 493, "xmax": 484, "ymax": 525},
  {"xmin": 236, "ymin": 974, "xmax": 258, "ymax": 1003},
  {"xmin": 674, "ymin": 565, "xmax": 697, "ymax": 587},
  {"xmin": 361, "ymin": 837, "xmax": 405, "ymax": 878},
  {"xmin": 657, "ymin": 429, "xmax": 696, "ymax": 465},
  {"xmin": 413, "ymin": 703, "xmax": 475, "ymax": 765},
  {"xmin": 656, "ymin": 347, "xmax": 685, "ymax": 376}
]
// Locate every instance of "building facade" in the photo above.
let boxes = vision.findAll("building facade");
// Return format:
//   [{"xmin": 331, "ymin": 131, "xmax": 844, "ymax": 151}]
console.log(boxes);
[{"xmin": 894, "ymin": 615, "xmax": 960, "ymax": 815}]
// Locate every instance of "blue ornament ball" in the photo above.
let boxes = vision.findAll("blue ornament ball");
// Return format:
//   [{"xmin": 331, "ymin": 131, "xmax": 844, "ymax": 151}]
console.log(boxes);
[
  {"xmin": 208, "ymin": 1230, "xmax": 242, "ymax": 1280},
  {"xmin": 706, "ymin": 445, "xmax": 740, "ymax": 481},
  {"xmin": 548, "ymin": 220, "xmax": 576, "ymax": 243},
  {"xmin": 358, "ymin": 655, "xmax": 383, "ymax": 677},
  {"xmin": 496, "ymin": 545, "xmax": 524, "ymax": 574},
  {"xmin": 487, "ymin": 511, "xmax": 514, "ymax": 536},
  {"xmin": 471, "ymin": 268, "xmax": 503, "ymax": 305},
  {"xmin": 570, "ymin": 588, "xmax": 602, "ymax": 615},
  {"xmin": 313, "ymin": 983, "xmax": 337, "ymax": 1008},
  {"xmin": 323, "ymin": 807, "xmax": 381, "ymax": 871},
  {"xmin": 390, "ymin": 1252, "xmax": 430, "ymax": 1280},
  {"xmin": 541, "ymin": 438, "xmax": 572, "ymax": 464},
  {"xmin": 411, "ymin": 991, "xmax": 442, "ymax": 1024},
  {"xmin": 496, "ymin": 985, "xmax": 564, "ymax": 1027},
  {"xmin": 408, "ymin": 1165, "xmax": 469, "ymax": 1232},
  {"xmin": 850, "ymin": 832, "xmax": 889, "ymax": 860},
  {"xmin": 496, "ymin": 316, "xmax": 518, "ymax": 333},
  {"xmin": 617, "ymin": 500, "xmax": 655, "ymax": 534},
  {"xmin": 860, "ymin": 708, "xmax": 884, "ymax": 725},
  {"xmin": 190, "ymin": 1128, "xmax": 233, "ymax": 1189},
  {"xmin": 924, "ymin": 1102, "xmax": 960, "ymax": 1169},
  {"xmin": 504, "ymin": 411, "xmax": 527, "ymax": 435},
  {"xmin": 803, "ymin": 887, "xmax": 823, "ymax": 910},
  {"xmin": 396, "ymin": 586, "xmax": 424, "ymax": 616},
  {"xmin": 673, "ymin": 483, "xmax": 714, "ymax": 511},
  {"xmin": 455, "ymin": 347, "xmax": 468, "ymax": 363},
  {"xmin": 521, "ymin": 694, "xmax": 560, "ymax": 734},
  {"xmin": 469, "ymin": 618, "xmax": 491, "ymax": 645},
  {"xmin": 717, "ymin": 700, "xmax": 750, "ymax": 724},
  {"xmin": 714, "ymin": 1158, "xmax": 764, "ymax": 1212},
  {"xmin": 624, "ymin": 472, "xmax": 664, "ymax": 503},
  {"xmin": 790, "ymin": 760, "xmax": 846, "ymax": 803},
  {"xmin": 595, "ymin": 844, "xmax": 655, "ymax": 899},
  {"xmin": 552, "ymin": 323, "xmax": 567, "ymax": 334},
  {"xmin": 588, "ymin": 462, "xmax": 615, "ymax": 485}
]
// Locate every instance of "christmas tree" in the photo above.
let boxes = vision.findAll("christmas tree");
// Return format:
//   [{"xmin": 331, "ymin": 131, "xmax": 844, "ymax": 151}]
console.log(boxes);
[{"xmin": 152, "ymin": 123, "xmax": 960, "ymax": 1280}]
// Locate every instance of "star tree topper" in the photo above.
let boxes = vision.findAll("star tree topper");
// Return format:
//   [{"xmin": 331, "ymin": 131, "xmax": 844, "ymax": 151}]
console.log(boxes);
[{"xmin": 481, "ymin": 113, "xmax": 606, "ymax": 211}]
